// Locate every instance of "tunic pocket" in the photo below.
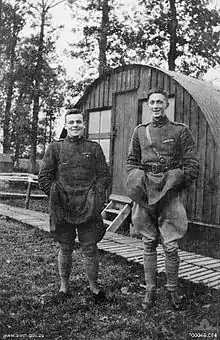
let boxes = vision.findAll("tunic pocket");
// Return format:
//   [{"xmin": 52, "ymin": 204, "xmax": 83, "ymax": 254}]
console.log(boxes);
[
  {"xmin": 161, "ymin": 139, "xmax": 177, "ymax": 156},
  {"xmin": 81, "ymin": 152, "xmax": 94, "ymax": 169}
]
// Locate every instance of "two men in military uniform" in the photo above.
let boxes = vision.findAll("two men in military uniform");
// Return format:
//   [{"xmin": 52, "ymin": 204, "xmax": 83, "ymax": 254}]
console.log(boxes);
[{"xmin": 39, "ymin": 88, "xmax": 199, "ymax": 310}]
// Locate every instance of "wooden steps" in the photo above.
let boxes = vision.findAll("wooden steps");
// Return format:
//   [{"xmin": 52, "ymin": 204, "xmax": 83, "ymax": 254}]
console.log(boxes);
[
  {"xmin": 101, "ymin": 194, "xmax": 132, "ymax": 232},
  {"xmin": 0, "ymin": 202, "xmax": 219, "ymax": 290}
]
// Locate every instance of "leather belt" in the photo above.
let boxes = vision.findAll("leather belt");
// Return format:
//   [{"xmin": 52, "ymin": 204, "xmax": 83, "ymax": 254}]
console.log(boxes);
[{"xmin": 144, "ymin": 163, "xmax": 172, "ymax": 174}]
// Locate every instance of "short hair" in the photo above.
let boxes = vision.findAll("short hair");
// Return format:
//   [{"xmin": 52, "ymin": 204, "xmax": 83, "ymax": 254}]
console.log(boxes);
[
  {"xmin": 147, "ymin": 88, "xmax": 169, "ymax": 102},
  {"xmin": 65, "ymin": 108, "xmax": 84, "ymax": 122}
]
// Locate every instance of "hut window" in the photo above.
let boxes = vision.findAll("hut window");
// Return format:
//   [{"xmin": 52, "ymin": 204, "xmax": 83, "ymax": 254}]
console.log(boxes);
[
  {"xmin": 89, "ymin": 112, "xmax": 100, "ymax": 134},
  {"xmin": 88, "ymin": 109, "xmax": 111, "ymax": 162},
  {"xmin": 141, "ymin": 97, "xmax": 175, "ymax": 123},
  {"xmin": 98, "ymin": 139, "xmax": 110, "ymax": 162}
]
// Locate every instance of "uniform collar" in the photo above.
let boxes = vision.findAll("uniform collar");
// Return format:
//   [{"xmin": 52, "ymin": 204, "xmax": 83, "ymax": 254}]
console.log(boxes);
[
  {"xmin": 66, "ymin": 135, "xmax": 85, "ymax": 143},
  {"xmin": 152, "ymin": 115, "xmax": 169, "ymax": 127}
]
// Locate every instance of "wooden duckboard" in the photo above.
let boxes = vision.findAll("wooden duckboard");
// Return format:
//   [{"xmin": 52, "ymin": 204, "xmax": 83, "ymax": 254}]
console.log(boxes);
[{"xmin": 0, "ymin": 202, "xmax": 219, "ymax": 290}]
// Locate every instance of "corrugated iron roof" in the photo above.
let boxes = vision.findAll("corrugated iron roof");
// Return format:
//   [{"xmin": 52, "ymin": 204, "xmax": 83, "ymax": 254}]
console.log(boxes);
[{"xmin": 163, "ymin": 69, "xmax": 220, "ymax": 153}]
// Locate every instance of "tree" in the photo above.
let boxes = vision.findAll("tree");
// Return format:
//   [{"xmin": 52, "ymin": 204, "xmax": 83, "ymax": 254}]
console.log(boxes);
[
  {"xmin": 9, "ymin": 40, "xmax": 35, "ymax": 165},
  {"xmin": 167, "ymin": 0, "xmax": 178, "ymax": 70},
  {"xmin": 98, "ymin": 0, "xmax": 110, "ymax": 75},
  {"xmin": 68, "ymin": 0, "xmax": 111, "ymax": 76},
  {"xmin": 8, "ymin": 39, "xmax": 65, "ymax": 166},
  {"xmin": 68, "ymin": 0, "xmax": 220, "ymax": 87},
  {"xmin": 37, "ymin": 63, "xmax": 65, "ymax": 155},
  {"xmin": 28, "ymin": 0, "xmax": 66, "ymax": 173},
  {"xmin": 0, "ymin": 0, "xmax": 66, "ymax": 168},
  {"xmin": 133, "ymin": 0, "xmax": 220, "ymax": 74},
  {"xmin": 0, "ymin": 1, "xmax": 26, "ymax": 153},
  {"xmin": 0, "ymin": 0, "xmax": 3, "ymax": 33},
  {"xmin": 8, "ymin": 31, "xmax": 65, "ymax": 167}
]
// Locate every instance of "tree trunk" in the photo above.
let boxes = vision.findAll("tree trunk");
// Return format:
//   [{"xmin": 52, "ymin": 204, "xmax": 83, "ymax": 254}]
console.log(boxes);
[
  {"xmin": 0, "ymin": 0, "xmax": 2, "ymax": 33},
  {"xmin": 14, "ymin": 133, "xmax": 20, "ymax": 170},
  {"xmin": 168, "ymin": 0, "xmax": 178, "ymax": 71},
  {"xmin": 98, "ymin": 0, "xmax": 109, "ymax": 75},
  {"xmin": 30, "ymin": 9, "xmax": 45, "ymax": 174},
  {"xmin": 42, "ymin": 116, "xmax": 47, "ymax": 155},
  {"xmin": 3, "ymin": 79, "xmax": 14, "ymax": 153},
  {"xmin": 3, "ymin": 7, "xmax": 17, "ymax": 154},
  {"xmin": 13, "ymin": 90, "xmax": 25, "ymax": 166}
]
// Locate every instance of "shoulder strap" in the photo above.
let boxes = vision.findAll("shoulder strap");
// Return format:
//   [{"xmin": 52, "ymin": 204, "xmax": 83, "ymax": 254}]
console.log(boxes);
[
  {"xmin": 145, "ymin": 125, "xmax": 166, "ymax": 164},
  {"xmin": 146, "ymin": 125, "xmax": 152, "ymax": 145}
]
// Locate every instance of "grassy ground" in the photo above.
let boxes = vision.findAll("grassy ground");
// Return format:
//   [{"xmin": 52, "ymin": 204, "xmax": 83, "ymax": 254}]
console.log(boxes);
[
  {"xmin": 0, "ymin": 216, "xmax": 220, "ymax": 340},
  {"xmin": 0, "ymin": 185, "xmax": 220, "ymax": 339}
]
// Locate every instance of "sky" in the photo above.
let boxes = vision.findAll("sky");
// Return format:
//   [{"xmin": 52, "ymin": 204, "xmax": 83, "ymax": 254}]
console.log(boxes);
[
  {"xmin": 49, "ymin": 1, "xmax": 83, "ymax": 78},
  {"xmin": 43, "ymin": 2, "xmax": 78, "ymax": 137}
]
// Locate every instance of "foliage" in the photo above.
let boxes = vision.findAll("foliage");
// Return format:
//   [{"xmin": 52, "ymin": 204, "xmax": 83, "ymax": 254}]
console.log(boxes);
[
  {"xmin": 67, "ymin": 0, "xmax": 220, "ymax": 101},
  {"xmin": 0, "ymin": 0, "xmax": 66, "ymax": 165},
  {"xmin": 0, "ymin": 0, "xmax": 26, "ymax": 57},
  {"xmin": 0, "ymin": 1, "xmax": 27, "ymax": 153}
]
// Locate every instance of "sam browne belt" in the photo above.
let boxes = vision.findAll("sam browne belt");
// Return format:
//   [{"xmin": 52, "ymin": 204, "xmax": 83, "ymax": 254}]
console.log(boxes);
[{"xmin": 143, "ymin": 163, "xmax": 177, "ymax": 174}]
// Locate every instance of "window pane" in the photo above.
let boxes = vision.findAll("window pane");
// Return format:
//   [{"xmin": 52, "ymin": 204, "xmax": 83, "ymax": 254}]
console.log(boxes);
[
  {"xmin": 166, "ymin": 98, "xmax": 175, "ymax": 121},
  {"xmin": 99, "ymin": 139, "xmax": 110, "ymax": 163},
  {"xmin": 89, "ymin": 112, "xmax": 100, "ymax": 133},
  {"xmin": 100, "ymin": 110, "xmax": 111, "ymax": 133}
]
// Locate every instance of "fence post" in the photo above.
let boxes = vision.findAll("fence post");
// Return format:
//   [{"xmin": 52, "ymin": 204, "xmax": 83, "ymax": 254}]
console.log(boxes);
[{"xmin": 25, "ymin": 175, "xmax": 34, "ymax": 209}]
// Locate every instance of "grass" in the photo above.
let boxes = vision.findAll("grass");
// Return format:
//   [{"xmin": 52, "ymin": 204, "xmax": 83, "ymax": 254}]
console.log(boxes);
[
  {"xmin": 0, "ymin": 216, "xmax": 220, "ymax": 339},
  {"xmin": 0, "ymin": 185, "xmax": 220, "ymax": 339}
]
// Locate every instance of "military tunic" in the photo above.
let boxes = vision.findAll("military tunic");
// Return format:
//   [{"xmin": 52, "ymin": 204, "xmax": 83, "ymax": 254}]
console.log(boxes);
[
  {"xmin": 38, "ymin": 136, "xmax": 110, "ymax": 243},
  {"xmin": 126, "ymin": 115, "xmax": 199, "ymax": 251}
]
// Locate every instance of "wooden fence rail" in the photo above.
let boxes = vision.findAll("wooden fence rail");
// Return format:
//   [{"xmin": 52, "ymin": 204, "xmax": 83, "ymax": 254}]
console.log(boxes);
[{"xmin": 0, "ymin": 173, "xmax": 43, "ymax": 209}]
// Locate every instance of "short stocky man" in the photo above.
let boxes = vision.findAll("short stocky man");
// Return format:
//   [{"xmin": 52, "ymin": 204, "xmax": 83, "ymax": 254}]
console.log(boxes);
[
  {"xmin": 126, "ymin": 88, "xmax": 199, "ymax": 310},
  {"xmin": 39, "ymin": 108, "xmax": 110, "ymax": 302}
]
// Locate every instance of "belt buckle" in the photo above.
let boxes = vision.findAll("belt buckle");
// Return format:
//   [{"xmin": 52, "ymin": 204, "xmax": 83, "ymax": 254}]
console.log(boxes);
[{"xmin": 151, "ymin": 164, "xmax": 157, "ymax": 173}]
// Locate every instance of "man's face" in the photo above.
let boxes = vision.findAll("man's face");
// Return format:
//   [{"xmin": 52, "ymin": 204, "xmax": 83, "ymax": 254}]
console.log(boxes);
[
  {"xmin": 65, "ymin": 113, "xmax": 85, "ymax": 138},
  {"xmin": 147, "ymin": 93, "xmax": 169, "ymax": 118}
]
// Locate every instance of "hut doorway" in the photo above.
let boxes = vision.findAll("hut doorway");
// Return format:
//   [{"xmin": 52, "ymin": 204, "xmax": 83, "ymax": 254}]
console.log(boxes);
[{"xmin": 111, "ymin": 91, "xmax": 138, "ymax": 195}]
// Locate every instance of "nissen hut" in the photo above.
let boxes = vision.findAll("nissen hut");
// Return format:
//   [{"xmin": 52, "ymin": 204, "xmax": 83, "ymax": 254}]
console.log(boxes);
[{"xmin": 61, "ymin": 64, "xmax": 220, "ymax": 229}]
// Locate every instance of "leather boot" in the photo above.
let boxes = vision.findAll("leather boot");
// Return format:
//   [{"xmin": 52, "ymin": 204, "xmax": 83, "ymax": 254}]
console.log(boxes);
[
  {"xmin": 142, "ymin": 287, "xmax": 156, "ymax": 310},
  {"xmin": 165, "ymin": 250, "xmax": 180, "ymax": 293},
  {"xmin": 165, "ymin": 250, "xmax": 184, "ymax": 310},
  {"xmin": 82, "ymin": 244, "xmax": 100, "ymax": 296},
  {"xmin": 167, "ymin": 291, "xmax": 183, "ymax": 310},
  {"xmin": 142, "ymin": 251, "xmax": 157, "ymax": 309},
  {"xmin": 58, "ymin": 246, "xmax": 72, "ymax": 294}
]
